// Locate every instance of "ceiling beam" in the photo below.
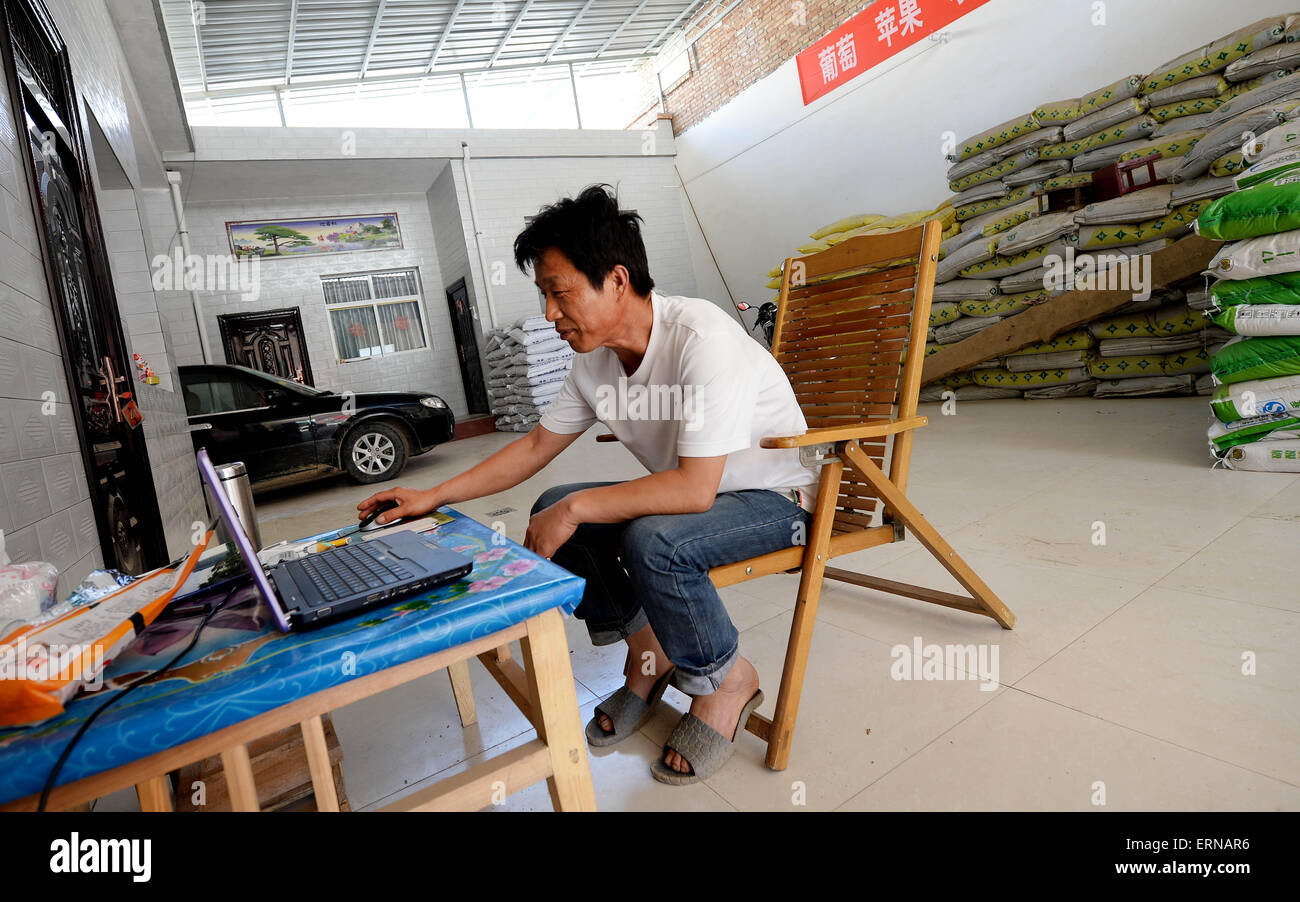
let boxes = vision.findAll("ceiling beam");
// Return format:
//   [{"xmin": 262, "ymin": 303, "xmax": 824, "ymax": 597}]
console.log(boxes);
[
  {"xmin": 642, "ymin": 0, "xmax": 706, "ymax": 55},
  {"xmin": 487, "ymin": 0, "xmax": 535, "ymax": 69},
  {"xmin": 186, "ymin": 50, "xmax": 659, "ymax": 100},
  {"xmin": 359, "ymin": 0, "xmax": 389, "ymax": 79},
  {"xmin": 426, "ymin": 0, "xmax": 468, "ymax": 72},
  {"xmin": 542, "ymin": 0, "xmax": 596, "ymax": 64},
  {"xmin": 284, "ymin": 0, "xmax": 300, "ymax": 85},
  {"xmin": 577, "ymin": 0, "xmax": 650, "ymax": 77}
]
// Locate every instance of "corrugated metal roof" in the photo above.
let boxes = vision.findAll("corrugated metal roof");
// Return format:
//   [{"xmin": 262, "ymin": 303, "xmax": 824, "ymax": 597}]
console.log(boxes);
[{"xmin": 162, "ymin": 0, "xmax": 706, "ymax": 97}]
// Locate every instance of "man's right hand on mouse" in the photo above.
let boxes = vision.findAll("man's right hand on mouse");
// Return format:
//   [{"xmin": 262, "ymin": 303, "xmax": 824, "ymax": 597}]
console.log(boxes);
[{"xmin": 357, "ymin": 486, "xmax": 440, "ymax": 525}]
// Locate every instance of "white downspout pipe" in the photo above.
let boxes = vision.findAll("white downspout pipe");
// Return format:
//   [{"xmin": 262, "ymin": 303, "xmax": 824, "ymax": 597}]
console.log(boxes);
[
  {"xmin": 165, "ymin": 170, "xmax": 213, "ymax": 364},
  {"xmin": 460, "ymin": 142, "xmax": 500, "ymax": 331}
]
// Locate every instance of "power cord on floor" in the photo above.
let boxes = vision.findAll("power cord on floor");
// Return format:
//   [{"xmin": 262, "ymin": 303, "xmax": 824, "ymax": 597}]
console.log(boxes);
[{"xmin": 37, "ymin": 582, "xmax": 240, "ymax": 812}]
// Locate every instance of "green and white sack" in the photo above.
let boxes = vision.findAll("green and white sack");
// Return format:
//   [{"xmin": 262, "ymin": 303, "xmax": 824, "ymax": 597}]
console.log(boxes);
[
  {"xmin": 1243, "ymin": 122, "xmax": 1300, "ymax": 161},
  {"xmin": 1210, "ymin": 334, "xmax": 1300, "ymax": 383},
  {"xmin": 1210, "ymin": 374, "xmax": 1300, "ymax": 421},
  {"xmin": 1207, "ymin": 410, "xmax": 1300, "ymax": 454},
  {"xmin": 1208, "ymin": 304, "xmax": 1300, "ymax": 335},
  {"xmin": 1207, "ymin": 228, "xmax": 1300, "ymax": 279},
  {"xmin": 1209, "ymin": 270, "xmax": 1300, "ymax": 305},
  {"xmin": 1196, "ymin": 174, "xmax": 1300, "ymax": 239},
  {"xmin": 1233, "ymin": 149, "xmax": 1300, "ymax": 189},
  {"xmin": 1220, "ymin": 438, "xmax": 1300, "ymax": 471}
]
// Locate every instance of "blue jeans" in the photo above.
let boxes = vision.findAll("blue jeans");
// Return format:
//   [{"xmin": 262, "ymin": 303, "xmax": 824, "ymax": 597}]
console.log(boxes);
[{"xmin": 531, "ymin": 482, "xmax": 811, "ymax": 695}]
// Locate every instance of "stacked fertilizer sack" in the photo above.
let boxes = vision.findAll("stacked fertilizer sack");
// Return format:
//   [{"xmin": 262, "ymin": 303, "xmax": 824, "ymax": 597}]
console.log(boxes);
[
  {"xmin": 913, "ymin": 12, "xmax": 1300, "ymax": 402},
  {"xmin": 1190, "ymin": 124, "xmax": 1300, "ymax": 471},
  {"xmin": 761, "ymin": 204, "xmax": 960, "ymax": 297},
  {"xmin": 484, "ymin": 315, "xmax": 574, "ymax": 432}
]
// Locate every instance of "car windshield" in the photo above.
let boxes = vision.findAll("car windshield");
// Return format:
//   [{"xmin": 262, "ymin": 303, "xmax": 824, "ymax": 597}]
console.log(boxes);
[{"xmin": 236, "ymin": 366, "xmax": 328, "ymax": 396}]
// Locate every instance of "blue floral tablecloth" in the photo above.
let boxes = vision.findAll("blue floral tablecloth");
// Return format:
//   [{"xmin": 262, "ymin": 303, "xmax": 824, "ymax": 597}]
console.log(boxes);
[{"xmin": 0, "ymin": 509, "xmax": 583, "ymax": 805}]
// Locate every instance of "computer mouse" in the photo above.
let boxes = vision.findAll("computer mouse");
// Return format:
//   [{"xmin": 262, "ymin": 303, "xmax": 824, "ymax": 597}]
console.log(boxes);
[{"xmin": 359, "ymin": 499, "xmax": 401, "ymax": 532}]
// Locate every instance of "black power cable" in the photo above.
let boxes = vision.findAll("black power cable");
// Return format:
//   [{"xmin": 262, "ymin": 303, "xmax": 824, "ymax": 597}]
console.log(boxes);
[{"xmin": 37, "ymin": 582, "xmax": 240, "ymax": 812}]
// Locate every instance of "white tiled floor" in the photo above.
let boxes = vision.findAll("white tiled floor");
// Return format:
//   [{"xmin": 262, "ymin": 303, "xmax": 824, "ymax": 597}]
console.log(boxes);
[{"xmin": 124, "ymin": 396, "xmax": 1298, "ymax": 812}]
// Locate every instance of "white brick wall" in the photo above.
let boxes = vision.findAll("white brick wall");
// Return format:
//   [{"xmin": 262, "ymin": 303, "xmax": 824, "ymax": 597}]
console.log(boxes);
[
  {"xmin": 172, "ymin": 119, "xmax": 700, "ymax": 417},
  {"xmin": 0, "ymin": 0, "xmax": 207, "ymax": 590},
  {"xmin": 182, "ymin": 193, "xmax": 471, "ymax": 414}
]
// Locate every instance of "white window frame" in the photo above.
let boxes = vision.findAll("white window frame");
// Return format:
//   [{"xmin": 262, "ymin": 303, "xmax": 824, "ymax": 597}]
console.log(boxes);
[{"xmin": 321, "ymin": 267, "xmax": 432, "ymax": 364}]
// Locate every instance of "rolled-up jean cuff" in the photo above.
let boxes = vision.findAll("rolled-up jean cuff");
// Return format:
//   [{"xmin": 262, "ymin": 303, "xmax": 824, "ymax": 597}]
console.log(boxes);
[
  {"xmin": 671, "ymin": 645, "xmax": 739, "ymax": 695},
  {"xmin": 584, "ymin": 607, "xmax": 650, "ymax": 646}
]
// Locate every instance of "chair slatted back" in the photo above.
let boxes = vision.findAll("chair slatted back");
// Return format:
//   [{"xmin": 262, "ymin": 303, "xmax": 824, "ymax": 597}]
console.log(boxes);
[{"xmin": 771, "ymin": 221, "xmax": 943, "ymax": 535}]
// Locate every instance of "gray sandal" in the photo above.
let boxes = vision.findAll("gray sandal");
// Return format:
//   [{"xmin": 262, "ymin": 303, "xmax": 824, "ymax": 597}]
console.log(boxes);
[
  {"xmin": 650, "ymin": 689, "xmax": 765, "ymax": 785},
  {"xmin": 585, "ymin": 666, "xmax": 676, "ymax": 747}
]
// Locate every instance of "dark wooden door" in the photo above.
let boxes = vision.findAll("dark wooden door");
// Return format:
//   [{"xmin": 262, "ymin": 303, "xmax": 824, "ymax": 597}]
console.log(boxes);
[
  {"xmin": 218, "ymin": 308, "xmax": 315, "ymax": 385},
  {"xmin": 445, "ymin": 279, "xmax": 488, "ymax": 415},
  {"xmin": 1, "ymin": 0, "xmax": 167, "ymax": 574}
]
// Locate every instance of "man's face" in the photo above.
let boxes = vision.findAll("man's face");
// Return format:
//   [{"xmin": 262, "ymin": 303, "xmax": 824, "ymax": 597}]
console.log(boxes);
[{"xmin": 534, "ymin": 247, "xmax": 625, "ymax": 353}]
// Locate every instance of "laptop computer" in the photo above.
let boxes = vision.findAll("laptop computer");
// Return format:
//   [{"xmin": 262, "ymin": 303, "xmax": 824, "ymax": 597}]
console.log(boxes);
[{"xmin": 196, "ymin": 448, "xmax": 473, "ymax": 631}]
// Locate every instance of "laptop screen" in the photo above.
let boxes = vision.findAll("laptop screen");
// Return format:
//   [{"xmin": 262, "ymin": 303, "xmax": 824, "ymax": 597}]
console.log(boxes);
[{"xmin": 195, "ymin": 449, "xmax": 293, "ymax": 632}]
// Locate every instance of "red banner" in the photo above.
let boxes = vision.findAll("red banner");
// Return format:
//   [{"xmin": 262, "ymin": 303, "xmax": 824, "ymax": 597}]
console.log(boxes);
[{"xmin": 796, "ymin": 0, "xmax": 996, "ymax": 105}]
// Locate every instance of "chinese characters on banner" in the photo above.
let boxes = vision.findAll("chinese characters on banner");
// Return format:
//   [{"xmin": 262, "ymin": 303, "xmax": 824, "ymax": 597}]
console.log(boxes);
[{"xmin": 796, "ymin": 0, "xmax": 995, "ymax": 105}]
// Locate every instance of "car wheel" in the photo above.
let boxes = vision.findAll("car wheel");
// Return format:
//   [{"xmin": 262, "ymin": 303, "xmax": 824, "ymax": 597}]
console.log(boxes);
[{"xmin": 342, "ymin": 422, "xmax": 408, "ymax": 484}]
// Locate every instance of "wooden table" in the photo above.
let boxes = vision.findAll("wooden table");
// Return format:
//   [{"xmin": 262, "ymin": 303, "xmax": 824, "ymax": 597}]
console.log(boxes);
[{"xmin": 0, "ymin": 512, "xmax": 596, "ymax": 812}]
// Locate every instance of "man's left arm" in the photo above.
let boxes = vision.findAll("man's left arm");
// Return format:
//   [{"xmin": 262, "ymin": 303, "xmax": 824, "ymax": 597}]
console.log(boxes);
[{"xmin": 525, "ymin": 457, "xmax": 725, "ymax": 558}]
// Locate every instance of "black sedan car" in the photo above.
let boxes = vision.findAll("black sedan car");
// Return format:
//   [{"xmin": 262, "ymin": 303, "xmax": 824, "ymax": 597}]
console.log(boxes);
[{"xmin": 180, "ymin": 364, "xmax": 455, "ymax": 488}]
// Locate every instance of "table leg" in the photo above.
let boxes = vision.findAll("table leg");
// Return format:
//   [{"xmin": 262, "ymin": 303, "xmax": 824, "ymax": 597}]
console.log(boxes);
[
  {"xmin": 520, "ymin": 607, "xmax": 596, "ymax": 812},
  {"xmin": 135, "ymin": 775, "xmax": 173, "ymax": 812},
  {"xmin": 220, "ymin": 743, "xmax": 260, "ymax": 812},
  {"xmin": 300, "ymin": 715, "xmax": 340, "ymax": 812},
  {"xmin": 447, "ymin": 659, "xmax": 478, "ymax": 727}
]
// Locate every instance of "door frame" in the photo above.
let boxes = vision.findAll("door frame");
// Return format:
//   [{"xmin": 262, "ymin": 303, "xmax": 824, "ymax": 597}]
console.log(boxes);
[
  {"xmin": 217, "ymin": 306, "xmax": 315, "ymax": 385},
  {"xmin": 445, "ymin": 278, "xmax": 489, "ymax": 415},
  {"xmin": 0, "ymin": 0, "xmax": 168, "ymax": 571}
]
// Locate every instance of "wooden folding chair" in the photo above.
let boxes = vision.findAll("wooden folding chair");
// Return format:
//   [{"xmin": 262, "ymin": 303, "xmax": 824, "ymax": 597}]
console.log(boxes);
[
  {"xmin": 702, "ymin": 219, "xmax": 1016, "ymax": 770},
  {"xmin": 451, "ymin": 219, "xmax": 1014, "ymax": 771}
]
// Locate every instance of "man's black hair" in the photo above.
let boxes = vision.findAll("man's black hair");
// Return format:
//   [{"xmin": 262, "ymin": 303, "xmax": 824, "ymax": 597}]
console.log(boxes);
[{"xmin": 514, "ymin": 184, "xmax": 655, "ymax": 296}]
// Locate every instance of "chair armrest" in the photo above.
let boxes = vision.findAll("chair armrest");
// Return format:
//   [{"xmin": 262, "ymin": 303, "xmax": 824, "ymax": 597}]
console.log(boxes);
[
  {"xmin": 759, "ymin": 416, "xmax": 928, "ymax": 449},
  {"xmin": 595, "ymin": 433, "xmax": 620, "ymax": 443}
]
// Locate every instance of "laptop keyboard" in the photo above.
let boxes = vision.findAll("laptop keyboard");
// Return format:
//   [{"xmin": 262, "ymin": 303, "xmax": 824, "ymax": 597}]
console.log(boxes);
[{"xmin": 297, "ymin": 542, "xmax": 416, "ymax": 602}]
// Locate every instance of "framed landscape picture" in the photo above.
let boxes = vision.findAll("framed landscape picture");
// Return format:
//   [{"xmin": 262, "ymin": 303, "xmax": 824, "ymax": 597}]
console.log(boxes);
[{"xmin": 227, "ymin": 213, "xmax": 403, "ymax": 259}]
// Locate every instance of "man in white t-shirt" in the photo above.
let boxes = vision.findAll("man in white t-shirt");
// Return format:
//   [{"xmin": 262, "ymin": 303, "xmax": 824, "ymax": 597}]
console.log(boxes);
[{"xmin": 359, "ymin": 185, "xmax": 814, "ymax": 784}]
